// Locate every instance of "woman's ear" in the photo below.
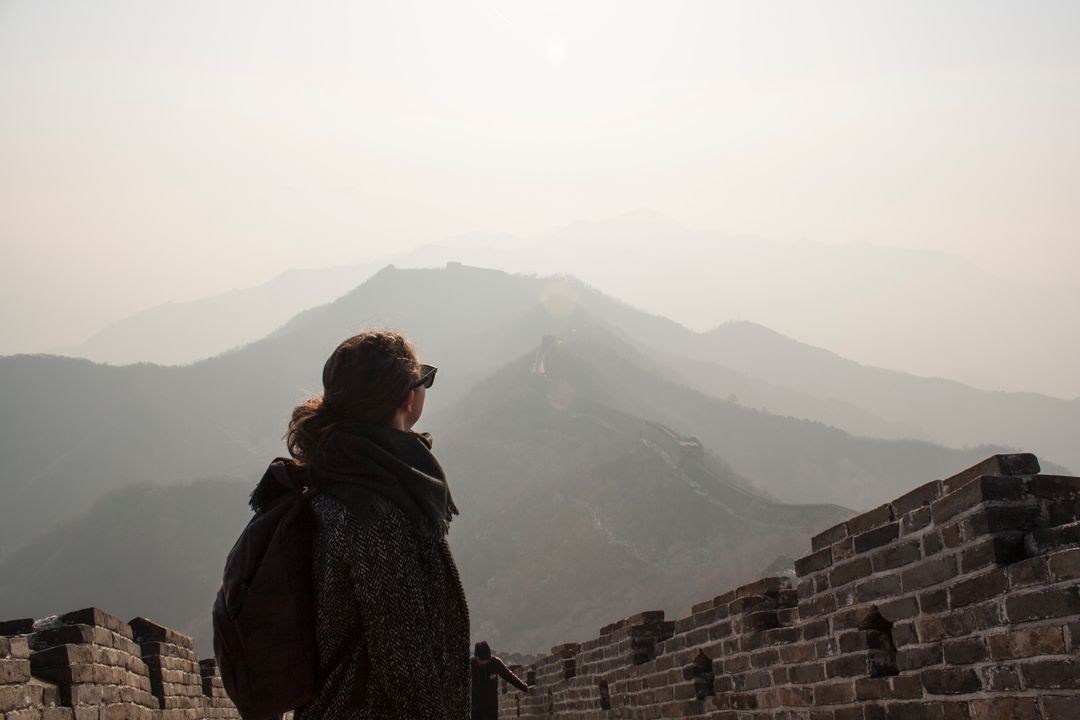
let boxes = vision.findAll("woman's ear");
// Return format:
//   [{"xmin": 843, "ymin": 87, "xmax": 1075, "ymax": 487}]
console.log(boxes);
[{"xmin": 399, "ymin": 389, "xmax": 416, "ymax": 414}]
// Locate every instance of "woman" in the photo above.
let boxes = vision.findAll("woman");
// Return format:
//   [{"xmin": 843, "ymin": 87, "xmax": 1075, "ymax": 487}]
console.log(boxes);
[{"xmin": 286, "ymin": 331, "xmax": 470, "ymax": 719}]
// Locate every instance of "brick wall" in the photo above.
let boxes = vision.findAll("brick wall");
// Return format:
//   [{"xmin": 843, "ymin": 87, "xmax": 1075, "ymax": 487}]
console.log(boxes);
[
  {"xmin": 0, "ymin": 609, "xmax": 239, "ymax": 720},
  {"xmin": 4, "ymin": 453, "xmax": 1076, "ymax": 719},
  {"xmin": 497, "ymin": 453, "xmax": 1080, "ymax": 719}
]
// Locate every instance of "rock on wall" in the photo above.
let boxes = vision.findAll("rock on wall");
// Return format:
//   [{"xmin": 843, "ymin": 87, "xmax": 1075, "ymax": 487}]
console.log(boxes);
[
  {"xmin": 497, "ymin": 454, "xmax": 1080, "ymax": 719},
  {"xmin": 0, "ymin": 609, "xmax": 238, "ymax": 720}
]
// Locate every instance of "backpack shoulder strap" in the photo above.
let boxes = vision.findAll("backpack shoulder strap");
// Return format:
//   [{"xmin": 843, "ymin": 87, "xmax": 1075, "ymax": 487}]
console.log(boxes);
[{"xmin": 251, "ymin": 458, "xmax": 315, "ymax": 512}]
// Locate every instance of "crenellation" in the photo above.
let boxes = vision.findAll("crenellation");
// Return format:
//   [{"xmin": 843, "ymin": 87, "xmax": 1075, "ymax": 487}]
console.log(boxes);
[
  {"xmin": 0, "ymin": 611, "xmax": 236, "ymax": 720},
  {"xmin": 497, "ymin": 454, "xmax": 1080, "ymax": 717}
]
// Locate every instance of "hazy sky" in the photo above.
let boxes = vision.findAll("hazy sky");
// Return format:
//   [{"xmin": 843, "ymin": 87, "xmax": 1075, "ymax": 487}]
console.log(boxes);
[{"xmin": 2, "ymin": 1, "xmax": 1078, "ymax": 360}]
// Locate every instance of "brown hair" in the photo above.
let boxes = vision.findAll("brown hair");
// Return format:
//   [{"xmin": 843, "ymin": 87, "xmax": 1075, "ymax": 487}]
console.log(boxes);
[{"xmin": 284, "ymin": 331, "xmax": 422, "ymax": 465}]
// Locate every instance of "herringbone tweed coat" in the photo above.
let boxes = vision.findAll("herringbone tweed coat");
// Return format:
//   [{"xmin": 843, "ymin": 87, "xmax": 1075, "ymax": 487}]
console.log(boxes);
[{"xmin": 295, "ymin": 493, "xmax": 471, "ymax": 720}]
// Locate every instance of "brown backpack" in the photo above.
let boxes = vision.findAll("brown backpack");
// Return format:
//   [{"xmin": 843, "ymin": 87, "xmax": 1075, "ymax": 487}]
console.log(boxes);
[{"xmin": 212, "ymin": 459, "xmax": 320, "ymax": 718}]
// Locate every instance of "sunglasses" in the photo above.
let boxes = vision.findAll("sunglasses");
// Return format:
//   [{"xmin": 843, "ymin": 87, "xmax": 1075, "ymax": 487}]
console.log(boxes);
[{"xmin": 413, "ymin": 364, "xmax": 437, "ymax": 390}]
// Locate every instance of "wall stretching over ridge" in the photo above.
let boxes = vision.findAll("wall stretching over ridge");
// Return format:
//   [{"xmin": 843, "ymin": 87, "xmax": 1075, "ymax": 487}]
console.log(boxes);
[
  {"xmin": 497, "ymin": 454, "xmax": 1080, "ymax": 719},
  {"xmin": 2, "ymin": 453, "xmax": 1077, "ymax": 719}
]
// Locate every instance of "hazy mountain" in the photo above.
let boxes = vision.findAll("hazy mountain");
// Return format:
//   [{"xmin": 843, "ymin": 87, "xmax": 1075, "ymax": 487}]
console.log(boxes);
[
  {"xmin": 686, "ymin": 322, "xmax": 1080, "ymax": 475},
  {"xmin": 0, "ymin": 266, "xmax": 1063, "ymax": 654},
  {"xmin": 0, "ymin": 319, "xmax": 1038, "ymax": 654},
  {"xmin": 504, "ymin": 210, "xmax": 1080, "ymax": 400},
  {"xmin": 1, "ymin": 265, "xmax": 1068, "ymax": 562},
  {"xmin": 655, "ymin": 350, "xmax": 928, "ymax": 441},
  {"xmin": 0, "ymin": 330, "xmax": 841, "ymax": 655},
  {"xmin": 0, "ymin": 480, "xmax": 250, "ymax": 653},
  {"xmin": 59, "ymin": 264, "xmax": 383, "ymax": 366},
  {"xmin": 439, "ymin": 341, "xmax": 851, "ymax": 651},
  {"xmin": 54, "ymin": 211, "xmax": 1080, "ymax": 403},
  {"xmin": 58, "ymin": 236, "xmax": 523, "ymax": 367}
]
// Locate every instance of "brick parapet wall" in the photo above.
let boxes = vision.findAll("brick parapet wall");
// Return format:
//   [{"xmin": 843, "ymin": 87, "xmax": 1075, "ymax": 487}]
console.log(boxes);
[
  {"xmin": 4, "ymin": 453, "xmax": 1076, "ymax": 719},
  {"xmin": 498, "ymin": 453, "xmax": 1080, "ymax": 719},
  {"xmin": 1, "ymin": 610, "xmax": 239, "ymax": 720},
  {"xmin": 1, "ymin": 634, "xmax": 70, "ymax": 720}
]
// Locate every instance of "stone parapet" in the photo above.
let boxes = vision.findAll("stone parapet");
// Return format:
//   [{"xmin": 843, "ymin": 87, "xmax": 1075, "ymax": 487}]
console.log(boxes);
[
  {"xmin": 1, "ymin": 611, "xmax": 238, "ymax": 720},
  {"xmin": 498, "ymin": 454, "xmax": 1080, "ymax": 719},
  {"xmin": 4, "ymin": 453, "xmax": 1077, "ymax": 719}
]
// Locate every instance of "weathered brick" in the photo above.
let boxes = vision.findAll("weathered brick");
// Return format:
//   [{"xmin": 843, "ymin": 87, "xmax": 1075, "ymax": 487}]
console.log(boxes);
[
  {"xmin": 0, "ymin": 658, "xmax": 31, "ymax": 684},
  {"xmin": 776, "ymin": 685, "xmax": 813, "ymax": 707},
  {"xmin": 1042, "ymin": 695, "xmax": 1080, "ymax": 719},
  {"xmin": 884, "ymin": 701, "xmax": 944, "ymax": 719},
  {"xmin": 853, "ymin": 523, "xmax": 900, "ymax": 554},
  {"xmin": 734, "ymin": 576, "xmax": 790, "ymax": 597},
  {"xmin": 0, "ymin": 619, "xmax": 34, "ymax": 636},
  {"xmin": 948, "ymin": 568, "xmax": 1008, "ymax": 608},
  {"xmin": 890, "ymin": 675, "xmax": 924, "ymax": 699},
  {"xmin": 778, "ymin": 642, "xmax": 815, "ymax": 664},
  {"xmin": 970, "ymin": 697, "xmax": 1040, "ymax": 720},
  {"xmin": 128, "ymin": 619, "xmax": 194, "ymax": 652},
  {"xmin": 1067, "ymin": 621, "xmax": 1080, "ymax": 653},
  {"xmin": 30, "ymin": 625, "xmax": 95, "ymax": 650},
  {"xmin": 1005, "ymin": 586, "xmax": 1080, "ymax": 622},
  {"xmin": 919, "ymin": 589, "xmax": 948, "ymax": 613},
  {"xmin": 1048, "ymin": 547, "xmax": 1080, "ymax": 580},
  {"xmin": 892, "ymin": 480, "xmax": 945, "ymax": 516},
  {"xmin": 1031, "ymin": 521, "xmax": 1080, "ymax": 552},
  {"xmin": 921, "ymin": 666, "xmax": 982, "ymax": 694},
  {"xmin": 802, "ymin": 619, "xmax": 829, "ymax": 640},
  {"xmin": 813, "ymin": 680, "xmax": 855, "ymax": 705},
  {"xmin": 830, "ymin": 557, "xmax": 873, "ymax": 588},
  {"xmin": 826, "ymin": 653, "xmax": 873, "ymax": 678},
  {"xmin": 942, "ymin": 454, "xmax": 1039, "ymax": 492},
  {"xmin": 987, "ymin": 626, "xmax": 1066, "ymax": 660},
  {"xmin": 59, "ymin": 609, "xmax": 132, "ymax": 639},
  {"xmin": 878, "ymin": 596, "xmax": 920, "ymax": 622},
  {"xmin": 0, "ymin": 637, "xmax": 30, "ymax": 660},
  {"xmin": 1031, "ymin": 475, "xmax": 1080, "ymax": 500},
  {"xmin": 794, "ymin": 548, "xmax": 833, "ymax": 577},
  {"xmin": 833, "ymin": 536, "xmax": 856, "ymax": 561},
  {"xmin": 831, "ymin": 605, "xmax": 881, "ymax": 631},
  {"xmin": 901, "ymin": 506, "xmax": 933, "ymax": 534},
  {"xmin": 855, "ymin": 574, "xmax": 902, "ymax": 603},
  {"xmin": 942, "ymin": 522, "xmax": 964, "ymax": 547},
  {"xmin": 932, "ymin": 475, "xmax": 1027, "ymax": 525},
  {"xmin": 1048, "ymin": 500, "xmax": 1080, "ymax": 526},
  {"xmin": 788, "ymin": 662, "xmax": 825, "ymax": 685},
  {"xmin": 962, "ymin": 506, "xmax": 1040, "ymax": 538},
  {"xmin": 730, "ymin": 594, "xmax": 775, "ymax": 615},
  {"xmin": 923, "ymin": 530, "xmax": 944, "ymax": 556},
  {"xmin": 901, "ymin": 556, "xmax": 957, "ymax": 592},
  {"xmin": 855, "ymin": 677, "xmax": 890, "ymax": 700},
  {"xmin": 892, "ymin": 621, "xmax": 918, "ymax": 647},
  {"xmin": 959, "ymin": 535, "xmax": 1025, "ymax": 574},
  {"xmin": 838, "ymin": 629, "xmax": 890, "ymax": 653},
  {"xmin": 872, "ymin": 539, "xmax": 922, "ymax": 572},
  {"xmin": 982, "ymin": 664, "xmax": 1021, "ymax": 691},
  {"xmin": 1019, "ymin": 659, "xmax": 1080, "ymax": 689},
  {"xmin": 848, "ymin": 504, "xmax": 894, "ymax": 535},
  {"xmin": 1007, "ymin": 556, "xmax": 1049, "ymax": 588},
  {"xmin": 942, "ymin": 637, "xmax": 988, "ymax": 665},
  {"xmin": 896, "ymin": 644, "xmax": 942, "ymax": 671}
]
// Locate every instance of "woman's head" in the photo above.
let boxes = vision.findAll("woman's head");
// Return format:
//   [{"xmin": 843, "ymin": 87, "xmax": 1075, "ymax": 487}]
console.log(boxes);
[
  {"xmin": 474, "ymin": 641, "xmax": 492, "ymax": 661},
  {"xmin": 285, "ymin": 331, "xmax": 426, "ymax": 463}
]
